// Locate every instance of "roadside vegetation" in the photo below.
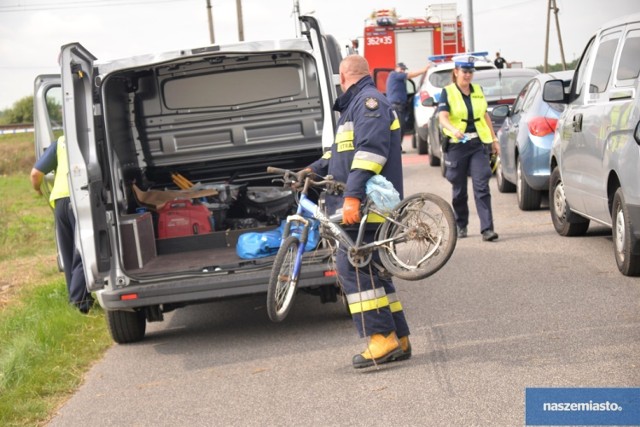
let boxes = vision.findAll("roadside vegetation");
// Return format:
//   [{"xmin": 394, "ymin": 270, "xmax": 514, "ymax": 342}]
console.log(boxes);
[{"xmin": 0, "ymin": 132, "xmax": 112, "ymax": 427}]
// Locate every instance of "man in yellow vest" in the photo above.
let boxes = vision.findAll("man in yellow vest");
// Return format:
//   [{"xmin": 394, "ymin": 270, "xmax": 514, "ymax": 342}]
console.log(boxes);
[{"xmin": 30, "ymin": 136, "xmax": 93, "ymax": 313}]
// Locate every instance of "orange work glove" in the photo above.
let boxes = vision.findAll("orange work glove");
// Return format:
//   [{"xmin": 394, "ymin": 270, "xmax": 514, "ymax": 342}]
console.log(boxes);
[{"xmin": 342, "ymin": 197, "xmax": 361, "ymax": 225}]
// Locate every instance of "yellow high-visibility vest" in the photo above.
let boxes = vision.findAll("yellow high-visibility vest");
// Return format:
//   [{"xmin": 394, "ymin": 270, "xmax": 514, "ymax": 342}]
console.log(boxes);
[{"xmin": 442, "ymin": 83, "xmax": 492, "ymax": 143}]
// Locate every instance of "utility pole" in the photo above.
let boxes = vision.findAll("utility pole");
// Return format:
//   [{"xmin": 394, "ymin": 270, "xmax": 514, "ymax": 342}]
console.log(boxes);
[
  {"xmin": 236, "ymin": 0, "xmax": 245, "ymax": 42},
  {"xmin": 466, "ymin": 0, "xmax": 475, "ymax": 52},
  {"xmin": 206, "ymin": 0, "xmax": 215, "ymax": 44},
  {"xmin": 544, "ymin": 0, "xmax": 566, "ymax": 72},
  {"xmin": 292, "ymin": 0, "xmax": 301, "ymax": 38}
]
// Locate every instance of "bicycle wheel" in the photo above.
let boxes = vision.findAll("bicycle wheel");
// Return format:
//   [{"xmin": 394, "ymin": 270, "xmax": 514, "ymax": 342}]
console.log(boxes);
[
  {"xmin": 378, "ymin": 193, "xmax": 457, "ymax": 281},
  {"xmin": 266, "ymin": 235, "xmax": 301, "ymax": 322}
]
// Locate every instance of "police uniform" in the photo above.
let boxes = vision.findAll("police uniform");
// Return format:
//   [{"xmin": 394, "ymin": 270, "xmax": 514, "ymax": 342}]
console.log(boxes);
[
  {"xmin": 308, "ymin": 74, "xmax": 410, "ymax": 348},
  {"xmin": 437, "ymin": 55, "xmax": 498, "ymax": 240},
  {"xmin": 34, "ymin": 136, "xmax": 93, "ymax": 312}
]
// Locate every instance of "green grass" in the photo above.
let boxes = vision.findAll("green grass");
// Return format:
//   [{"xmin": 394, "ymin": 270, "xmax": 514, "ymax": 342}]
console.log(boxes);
[{"xmin": 0, "ymin": 132, "xmax": 112, "ymax": 427}]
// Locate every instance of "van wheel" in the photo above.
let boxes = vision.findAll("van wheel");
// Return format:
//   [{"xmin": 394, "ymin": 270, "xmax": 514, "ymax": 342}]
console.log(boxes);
[
  {"xmin": 517, "ymin": 158, "xmax": 541, "ymax": 210},
  {"xmin": 107, "ymin": 309, "xmax": 146, "ymax": 344},
  {"xmin": 549, "ymin": 167, "xmax": 589, "ymax": 236},
  {"xmin": 417, "ymin": 132, "xmax": 429, "ymax": 155},
  {"xmin": 612, "ymin": 189, "xmax": 640, "ymax": 276},
  {"xmin": 496, "ymin": 158, "xmax": 516, "ymax": 193}
]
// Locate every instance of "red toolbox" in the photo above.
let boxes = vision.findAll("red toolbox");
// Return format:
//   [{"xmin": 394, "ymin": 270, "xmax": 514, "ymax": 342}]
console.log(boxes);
[{"xmin": 157, "ymin": 199, "xmax": 213, "ymax": 239}]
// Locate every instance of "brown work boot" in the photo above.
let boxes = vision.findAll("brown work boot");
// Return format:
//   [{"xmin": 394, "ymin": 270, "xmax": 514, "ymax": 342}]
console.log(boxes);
[
  {"xmin": 391, "ymin": 336, "xmax": 412, "ymax": 362},
  {"xmin": 352, "ymin": 332, "xmax": 403, "ymax": 369}
]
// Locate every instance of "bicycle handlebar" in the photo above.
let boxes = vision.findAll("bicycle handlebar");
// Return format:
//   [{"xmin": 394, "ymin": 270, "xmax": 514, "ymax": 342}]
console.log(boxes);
[{"xmin": 266, "ymin": 166, "xmax": 345, "ymax": 194}]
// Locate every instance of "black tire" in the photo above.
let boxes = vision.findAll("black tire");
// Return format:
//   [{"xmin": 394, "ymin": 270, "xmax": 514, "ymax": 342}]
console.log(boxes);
[
  {"xmin": 517, "ymin": 158, "xmax": 541, "ymax": 210},
  {"xmin": 417, "ymin": 132, "xmax": 429, "ymax": 155},
  {"xmin": 378, "ymin": 193, "xmax": 457, "ymax": 281},
  {"xmin": 426, "ymin": 136, "xmax": 440, "ymax": 166},
  {"xmin": 612, "ymin": 188, "xmax": 640, "ymax": 276},
  {"xmin": 496, "ymin": 158, "xmax": 516, "ymax": 193},
  {"xmin": 107, "ymin": 309, "xmax": 146, "ymax": 344},
  {"xmin": 549, "ymin": 167, "xmax": 589, "ymax": 236},
  {"xmin": 266, "ymin": 236, "xmax": 301, "ymax": 322}
]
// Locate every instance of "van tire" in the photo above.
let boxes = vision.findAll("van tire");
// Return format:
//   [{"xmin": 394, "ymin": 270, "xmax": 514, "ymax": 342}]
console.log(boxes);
[
  {"xmin": 612, "ymin": 189, "xmax": 640, "ymax": 276},
  {"xmin": 417, "ymin": 132, "xmax": 429, "ymax": 155},
  {"xmin": 107, "ymin": 309, "xmax": 146, "ymax": 344},
  {"xmin": 549, "ymin": 167, "xmax": 589, "ymax": 236}
]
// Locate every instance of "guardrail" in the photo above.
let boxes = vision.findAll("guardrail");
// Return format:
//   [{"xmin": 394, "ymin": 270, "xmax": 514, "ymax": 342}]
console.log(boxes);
[{"xmin": 0, "ymin": 124, "xmax": 35, "ymax": 135}]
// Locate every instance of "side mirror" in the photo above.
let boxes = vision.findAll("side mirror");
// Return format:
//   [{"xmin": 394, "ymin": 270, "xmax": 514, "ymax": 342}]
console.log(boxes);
[
  {"xmin": 491, "ymin": 104, "xmax": 510, "ymax": 118},
  {"xmin": 543, "ymin": 80, "xmax": 566, "ymax": 103},
  {"xmin": 421, "ymin": 97, "xmax": 436, "ymax": 107}
]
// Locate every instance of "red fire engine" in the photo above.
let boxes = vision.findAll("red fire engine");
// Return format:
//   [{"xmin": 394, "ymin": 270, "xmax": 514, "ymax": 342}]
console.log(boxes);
[{"xmin": 363, "ymin": 5, "xmax": 466, "ymax": 92}]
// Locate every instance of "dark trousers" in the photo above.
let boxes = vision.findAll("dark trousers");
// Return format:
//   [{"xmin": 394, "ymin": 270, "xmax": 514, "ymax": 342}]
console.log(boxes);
[
  {"xmin": 54, "ymin": 197, "xmax": 93, "ymax": 310},
  {"xmin": 336, "ymin": 229, "xmax": 410, "ymax": 338},
  {"xmin": 391, "ymin": 102, "xmax": 407, "ymax": 134},
  {"xmin": 444, "ymin": 140, "xmax": 495, "ymax": 232}
]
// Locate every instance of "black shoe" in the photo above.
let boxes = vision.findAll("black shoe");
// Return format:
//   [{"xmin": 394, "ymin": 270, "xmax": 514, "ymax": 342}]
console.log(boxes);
[
  {"xmin": 457, "ymin": 226, "xmax": 467, "ymax": 238},
  {"xmin": 482, "ymin": 229, "xmax": 499, "ymax": 241}
]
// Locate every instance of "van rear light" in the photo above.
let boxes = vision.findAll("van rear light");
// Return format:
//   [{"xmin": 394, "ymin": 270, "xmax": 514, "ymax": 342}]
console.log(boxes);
[
  {"xmin": 324, "ymin": 270, "xmax": 337, "ymax": 277},
  {"xmin": 528, "ymin": 117, "xmax": 558, "ymax": 137},
  {"xmin": 121, "ymin": 293, "xmax": 139, "ymax": 301}
]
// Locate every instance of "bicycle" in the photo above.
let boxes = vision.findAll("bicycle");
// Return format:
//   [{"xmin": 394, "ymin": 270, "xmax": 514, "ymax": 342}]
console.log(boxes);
[{"xmin": 265, "ymin": 166, "xmax": 457, "ymax": 322}]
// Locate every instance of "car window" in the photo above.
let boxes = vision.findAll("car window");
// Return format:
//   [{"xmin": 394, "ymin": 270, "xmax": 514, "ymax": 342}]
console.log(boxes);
[
  {"xmin": 429, "ymin": 70, "xmax": 453, "ymax": 89},
  {"xmin": 616, "ymin": 29, "xmax": 640, "ymax": 83},
  {"xmin": 512, "ymin": 80, "xmax": 533, "ymax": 114},
  {"xmin": 474, "ymin": 74, "xmax": 535, "ymax": 98},
  {"xmin": 521, "ymin": 80, "xmax": 540, "ymax": 112},
  {"xmin": 589, "ymin": 32, "xmax": 621, "ymax": 93},
  {"xmin": 572, "ymin": 37, "xmax": 595, "ymax": 98}
]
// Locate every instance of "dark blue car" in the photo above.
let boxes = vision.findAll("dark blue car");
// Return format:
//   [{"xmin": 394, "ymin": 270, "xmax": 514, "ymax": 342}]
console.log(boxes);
[{"xmin": 492, "ymin": 70, "xmax": 574, "ymax": 210}]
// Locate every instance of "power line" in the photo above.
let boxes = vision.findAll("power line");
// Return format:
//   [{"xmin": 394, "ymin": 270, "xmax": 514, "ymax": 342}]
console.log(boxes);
[{"xmin": 0, "ymin": 0, "xmax": 194, "ymax": 13}]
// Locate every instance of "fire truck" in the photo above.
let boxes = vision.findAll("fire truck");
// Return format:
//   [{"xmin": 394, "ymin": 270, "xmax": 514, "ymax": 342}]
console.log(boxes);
[{"xmin": 363, "ymin": 5, "xmax": 466, "ymax": 93}]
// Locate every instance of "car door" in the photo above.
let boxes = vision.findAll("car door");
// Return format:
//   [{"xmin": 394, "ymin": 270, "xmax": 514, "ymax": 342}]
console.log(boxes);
[
  {"xmin": 58, "ymin": 43, "xmax": 112, "ymax": 291},
  {"xmin": 576, "ymin": 29, "xmax": 623, "ymax": 217},
  {"xmin": 301, "ymin": 15, "xmax": 340, "ymax": 149},
  {"xmin": 557, "ymin": 36, "xmax": 598, "ymax": 213},
  {"xmin": 502, "ymin": 79, "xmax": 535, "ymax": 181}
]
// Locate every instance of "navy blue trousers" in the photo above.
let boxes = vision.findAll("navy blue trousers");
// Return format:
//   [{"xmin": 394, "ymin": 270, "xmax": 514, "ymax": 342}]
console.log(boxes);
[
  {"xmin": 336, "ymin": 229, "xmax": 410, "ymax": 338},
  {"xmin": 444, "ymin": 139, "xmax": 495, "ymax": 232},
  {"xmin": 54, "ymin": 197, "xmax": 93, "ymax": 310}
]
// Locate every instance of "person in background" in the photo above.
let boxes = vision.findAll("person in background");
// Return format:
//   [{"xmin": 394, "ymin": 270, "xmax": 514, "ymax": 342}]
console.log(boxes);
[
  {"xmin": 437, "ymin": 54, "xmax": 500, "ymax": 242},
  {"xmin": 494, "ymin": 52, "xmax": 507, "ymax": 69},
  {"xmin": 297, "ymin": 55, "xmax": 411, "ymax": 369},
  {"xmin": 385, "ymin": 61, "xmax": 432, "ymax": 134},
  {"xmin": 30, "ymin": 136, "xmax": 94, "ymax": 313}
]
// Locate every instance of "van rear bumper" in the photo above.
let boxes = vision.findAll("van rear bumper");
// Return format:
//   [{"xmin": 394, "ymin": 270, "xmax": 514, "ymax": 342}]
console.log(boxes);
[{"xmin": 97, "ymin": 263, "xmax": 337, "ymax": 310}]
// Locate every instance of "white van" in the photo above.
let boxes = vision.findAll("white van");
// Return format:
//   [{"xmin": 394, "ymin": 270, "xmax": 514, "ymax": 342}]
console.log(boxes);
[
  {"xmin": 544, "ymin": 13, "xmax": 640, "ymax": 276},
  {"xmin": 34, "ymin": 16, "xmax": 344, "ymax": 343}
]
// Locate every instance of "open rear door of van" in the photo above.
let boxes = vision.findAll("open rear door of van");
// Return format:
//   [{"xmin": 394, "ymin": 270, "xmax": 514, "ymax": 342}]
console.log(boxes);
[{"xmin": 59, "ymin": 43, "xmax": 111, "ymax": 291}]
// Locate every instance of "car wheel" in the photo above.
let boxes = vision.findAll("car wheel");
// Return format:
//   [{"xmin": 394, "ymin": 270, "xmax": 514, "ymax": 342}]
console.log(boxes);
[
  {"xmin": 426, "ymin": 136, "xmax": 440, "ymax": 166},
  {"xmin": 417, "ymin": 132, "xmax": 429, "ymax": 155},
  {"xmin": 517, "ymin": 158, "xmax": 541, "ymax": 210},
  {"xmin": 612, "ymin": 188, "xmax": 640, "ymax": 276},
  {"xmin": 496, "ymin": 157, "xmax": 516, "ymax": 193},
  {"xmin": 411, "ymin": 131, "xmax": 417, "ymax": 149},
  {"xmin": 549, "ymin": 167, "xmax": 589, "ymax": 236},
  {"xmin": 107, "ymin": 309, "xmax": 146, "ymax": 344}
]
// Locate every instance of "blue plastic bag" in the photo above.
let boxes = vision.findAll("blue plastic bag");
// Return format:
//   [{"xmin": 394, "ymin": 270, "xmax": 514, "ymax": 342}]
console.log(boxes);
[
  {"xmin": 236, "ymin": 219, "xmax": 320, "ymax": 259},
  {"xmin": 365, "ymin": 175, "xmax": 401, "ymax": 213}
]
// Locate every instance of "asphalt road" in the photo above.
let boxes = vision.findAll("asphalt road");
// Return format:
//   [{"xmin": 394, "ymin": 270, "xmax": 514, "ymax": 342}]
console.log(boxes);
[{"xmin": 48, "ymin": 140, "xmax": 640, "ymax": 427}]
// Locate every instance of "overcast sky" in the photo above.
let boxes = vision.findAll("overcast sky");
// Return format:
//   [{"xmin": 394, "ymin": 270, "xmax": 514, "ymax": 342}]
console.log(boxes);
[{"xmin": 0, "ymin": 0, "xmax": 637, "ymax": 110}]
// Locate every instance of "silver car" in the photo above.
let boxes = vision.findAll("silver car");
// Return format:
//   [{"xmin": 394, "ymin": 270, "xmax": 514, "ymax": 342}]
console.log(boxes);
[{"xmin": 544, "ymin": 13, "xmax": 640, "ymax": 276}]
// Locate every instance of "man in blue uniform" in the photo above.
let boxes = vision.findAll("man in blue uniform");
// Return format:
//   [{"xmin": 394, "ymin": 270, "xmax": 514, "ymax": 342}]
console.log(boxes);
[
  {"xmin": 301, "ymin": 55, "xmax": 411, "ymax": 368},
  {"xmin": 386, "ymin": 62, "xmax": 431, "ymax": 134},
  {"xmin": 30, "ymin": 136, "xmax": 93, "ymax": 313}
]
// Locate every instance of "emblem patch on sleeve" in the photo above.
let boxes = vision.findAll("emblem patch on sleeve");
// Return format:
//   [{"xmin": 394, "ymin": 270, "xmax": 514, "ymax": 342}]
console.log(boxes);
[{"xmin": 364, "ymin": 97, "xmax": 379, "ymax": 110}]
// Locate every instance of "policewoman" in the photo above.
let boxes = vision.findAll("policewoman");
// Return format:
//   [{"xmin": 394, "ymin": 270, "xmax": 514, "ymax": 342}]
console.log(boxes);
[
  {"xmin": 437, "ymin": 54, "xmax": 500, "ymax": 241},
  {"xmin": 302, "ymin": 55, "xmax": 412, "ymax": 368}
]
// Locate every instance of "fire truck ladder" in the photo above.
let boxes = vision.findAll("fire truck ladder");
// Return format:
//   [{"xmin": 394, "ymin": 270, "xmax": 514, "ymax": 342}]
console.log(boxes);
[{"xmin": 440, "ymin": 19, "xmax": 459, "ymax": 54}]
